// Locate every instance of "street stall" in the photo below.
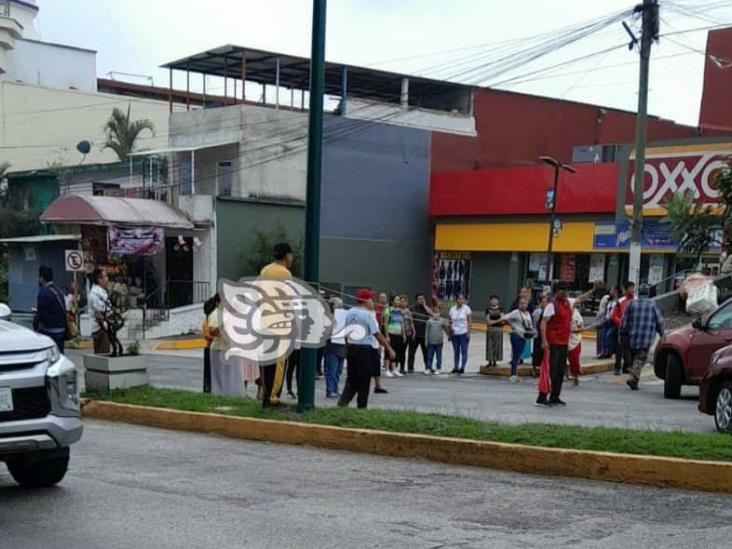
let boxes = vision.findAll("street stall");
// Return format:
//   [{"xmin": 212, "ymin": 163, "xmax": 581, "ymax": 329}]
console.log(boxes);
[{"xmin": 39, "ymin": 194, "xmax": 197, "ymax": 336}]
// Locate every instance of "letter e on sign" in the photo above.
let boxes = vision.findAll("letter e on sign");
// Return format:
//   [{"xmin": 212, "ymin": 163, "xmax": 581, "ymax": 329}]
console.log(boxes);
[{"xmin": 65, "ymin": 250, "xmax": 85, "ymax": 272}]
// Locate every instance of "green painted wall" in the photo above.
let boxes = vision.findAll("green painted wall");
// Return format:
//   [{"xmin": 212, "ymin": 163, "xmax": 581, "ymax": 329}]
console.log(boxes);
[
  {"xmin": 215, "ymin": 198, "xmax": 305, "ymax": 281},
  {"xmin": 469, "ymin": 252, "xmax": 520, "ymax": 312}
]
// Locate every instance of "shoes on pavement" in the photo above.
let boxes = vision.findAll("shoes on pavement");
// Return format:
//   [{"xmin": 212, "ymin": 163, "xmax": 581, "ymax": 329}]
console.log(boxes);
[
  {"xmin": 386, "ymin": 371, "xmax": 395, "ymax": 378},
  {"xmin": 374, "ymin": 387, "xmax": 389, "ymax": 394},
  {"xmin": 549, "ymin": 398, "xmax": 567, "ymax": 406},
  {"xmin": 433, "ymin": 370, "xmax": 442, "ymax": 375},
  {"xmin": 626, "ymin": 379, "xmax": 639, "ymax": 391},
  {"xmin": 287, "ymin": 391, "xmax": 297, "ymax": 399},
  {"xmin": 613, "ymin": 370, "xmax": 621, "ymax": 376},
  {"xmin": 394, "ymin": 371, "xmax": 404, "ymax": 378},
  {"xmin": 423, "ymin": 370, "xmax": 433, "ymax": 376},
  {"xmin": 407, "ymin": 369, "xmax": 415, "ymax": 374},
  {"xmin": 573, "ymin": 377, "xmax": 579, "ymax": 387},
  {"xmin": 535, "ymin": 395, "xmax": 551, "ymax": 407},
  {"xmin": 458, "ymin": 369, "xmax": 465, "ymax": 375},
  {"xmin": 450, "ymin": 369, "xmax": 460, "ymax": 374},
  {"xmin": 326, "ymin": 393, "xmax": 339, "ymax": 399},
  {"xmin": 509, "ymin": 375, "xmax": 519, "ymax": 383}
]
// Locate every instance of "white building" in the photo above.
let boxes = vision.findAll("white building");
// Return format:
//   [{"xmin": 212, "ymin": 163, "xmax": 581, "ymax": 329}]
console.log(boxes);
[{"xmin": 0, "ymin": 0, "xmax": 177, "ymax": 172}]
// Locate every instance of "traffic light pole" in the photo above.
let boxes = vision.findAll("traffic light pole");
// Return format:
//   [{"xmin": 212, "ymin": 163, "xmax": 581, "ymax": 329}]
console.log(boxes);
[
  {"xmin": 546, "ymin": 166, "xmax": 560, "ymax": 282},
  {"xmin": 298, "ymin": 0, "xmax": 327, "ymax": 413},
  {"xmin": 629, "ymin": 0, "xmax": 658, "ymax": 284}
]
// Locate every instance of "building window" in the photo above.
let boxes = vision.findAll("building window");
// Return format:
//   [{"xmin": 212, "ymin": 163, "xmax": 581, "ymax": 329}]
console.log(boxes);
[{"xmin": 217, "ymin": 161, "xmax": 233, "ymax": 197}]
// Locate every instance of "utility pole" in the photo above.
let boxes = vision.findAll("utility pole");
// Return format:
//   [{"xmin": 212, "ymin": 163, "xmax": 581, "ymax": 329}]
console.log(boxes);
[
  {"xmin": 298, "ymin": 0, "xmax": 327, "ymax": 413},
  {"xmin": 629, "ymin": 0, "xmax": 659, "ymax": 284}
]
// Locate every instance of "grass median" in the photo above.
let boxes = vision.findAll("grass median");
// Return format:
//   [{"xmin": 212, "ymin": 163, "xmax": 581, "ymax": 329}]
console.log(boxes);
[{"xmin": 86, "ymin": 385, "xmax": 732, "ymax": 463}]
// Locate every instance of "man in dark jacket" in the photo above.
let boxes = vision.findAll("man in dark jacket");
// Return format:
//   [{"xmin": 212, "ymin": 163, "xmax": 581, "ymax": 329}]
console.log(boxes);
[
  {"xmin": 34, "ymin": 265, "xmax": 67, "ymax": 352},
  {"xmin": 408, "ymin": 293, "xmax": 432, "ymax": 373}
]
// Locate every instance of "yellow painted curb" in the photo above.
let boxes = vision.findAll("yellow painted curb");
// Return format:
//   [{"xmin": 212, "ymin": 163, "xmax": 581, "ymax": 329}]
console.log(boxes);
[
  {"xmin": 479, "ymin": 360, "xmax": 614, "ymax": 377},
  {"xmin": 155, "ymin": 339, "xmax": 206, "ymax": 351},
  {"xmin": 83, "ymin": 400, "xmax": 732, "ymax": 494}
]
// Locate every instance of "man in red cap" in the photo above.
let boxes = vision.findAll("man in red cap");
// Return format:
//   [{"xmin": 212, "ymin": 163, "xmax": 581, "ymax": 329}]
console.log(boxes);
[{"xmin": 339, "ymin": 289, "xmax": 395, "ymax": 409}]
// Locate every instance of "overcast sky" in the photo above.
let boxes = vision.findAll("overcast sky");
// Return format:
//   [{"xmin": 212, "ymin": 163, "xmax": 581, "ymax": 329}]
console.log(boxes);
[{"xmin": 36, "ymin": 0, "xmax": 732, "ymax": 127}]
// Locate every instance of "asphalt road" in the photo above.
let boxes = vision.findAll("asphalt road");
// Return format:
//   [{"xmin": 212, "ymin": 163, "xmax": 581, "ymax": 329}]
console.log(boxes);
[
  {"xmin": 1, "ymin": 420, "xmax": 730, "ymax": 549},
  {"xmin": 67, "ymin": 348, "xmax": 715, "ymax": 434}
]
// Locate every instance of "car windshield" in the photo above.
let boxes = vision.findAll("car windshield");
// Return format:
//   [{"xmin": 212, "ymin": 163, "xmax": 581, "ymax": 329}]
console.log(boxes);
[{"xmin": 708, "ymin": 302, "xmax": 732, "ymax": 330}]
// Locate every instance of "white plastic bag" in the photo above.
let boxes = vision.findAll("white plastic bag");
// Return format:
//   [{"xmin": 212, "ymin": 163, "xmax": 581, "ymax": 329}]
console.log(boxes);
[{"xmin": 686, "ymin": 282, "xmax": 718, "ymax": 316}]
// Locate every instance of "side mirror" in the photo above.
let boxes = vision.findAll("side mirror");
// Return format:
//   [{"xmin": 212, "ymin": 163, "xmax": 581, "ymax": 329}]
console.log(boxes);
[
  {"xmin": 0, "ymin": 303, "xmax": 11, "ymax": 321},
  {"xmin": 692, "ymin": 317, "xmax": 705, "ymax": 331}
]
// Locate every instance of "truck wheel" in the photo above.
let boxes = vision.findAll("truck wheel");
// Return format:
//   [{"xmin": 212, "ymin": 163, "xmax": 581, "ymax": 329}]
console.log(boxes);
[
  {"xmin": 664, "ymin": 354, "xmax": 683, "ymax": 400},
  {"xmin": 715, "ymin": 382, "xmax": 732, "ymax": 434},
  {"xmin": 7, "ymin": 450, "xmax": 69, "ymax": 488}
]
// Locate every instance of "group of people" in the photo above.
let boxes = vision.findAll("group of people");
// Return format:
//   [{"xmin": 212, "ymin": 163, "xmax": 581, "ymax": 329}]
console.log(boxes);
[{"xmin": 594, "ymin": 280, "xmax": 665, "ymax": 390}]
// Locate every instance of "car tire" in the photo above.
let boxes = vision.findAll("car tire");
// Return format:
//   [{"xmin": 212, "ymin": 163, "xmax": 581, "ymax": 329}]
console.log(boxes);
[
  {"xmin": 715, "ymin": 382, "xmax": 732, "ymax": 434},
  {"xmin": 7, "ymin": 451, "xmax": 69, "ymax": 488},
  {"xmin": 664, "ymin": 354, "xmax": 683, "ymax": 400}
]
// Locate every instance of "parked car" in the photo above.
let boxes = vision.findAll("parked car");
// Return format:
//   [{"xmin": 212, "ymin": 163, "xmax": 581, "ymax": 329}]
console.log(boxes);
[
  {"xmin": 698, "ymin": 345, "xmax": 732, "ymax": 433},
  {"xmin": 0, "ymin": 304, "xmax": 83, "ymax": 487},
  {"xmin": 654, "ymin": 297, "xmax": 732, "ymax": 399}
]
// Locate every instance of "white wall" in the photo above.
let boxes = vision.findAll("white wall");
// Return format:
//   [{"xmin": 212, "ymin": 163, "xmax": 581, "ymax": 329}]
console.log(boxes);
[
  {"xmin": 4, "ymin": 38, "xmax": 97, "ymax": 91},
  {"xmin": 344, "ymin": 98, "xmax": 476, "ymax": 137},
  {"xmin": 6, "ymin": 0, "xmax": 39, "ymax": 39},
  {"xmin": 169, "ymin": 103, "xmax": 308, "ymax": 201},
  {"xmin": 0, "ymin": 81, "xmax": 184, "ymax": 171}
]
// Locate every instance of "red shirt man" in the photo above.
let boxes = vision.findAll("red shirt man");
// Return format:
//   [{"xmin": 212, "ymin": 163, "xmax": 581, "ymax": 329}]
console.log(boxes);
[{"xmin": 612, "ymin": 283, "xmax": 636, "ymax": 328}]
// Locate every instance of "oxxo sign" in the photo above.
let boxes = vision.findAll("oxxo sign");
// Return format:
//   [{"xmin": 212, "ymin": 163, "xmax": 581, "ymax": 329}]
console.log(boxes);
[{"xmin": 626, "ymin": 148, "xmax": 730, "ymax": 210}]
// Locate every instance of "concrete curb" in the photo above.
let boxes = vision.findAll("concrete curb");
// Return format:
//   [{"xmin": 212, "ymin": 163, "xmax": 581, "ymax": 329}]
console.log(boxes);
[
  {"xmin": 155, "ymin": 339, "xmax": 206, "ymax": 351},
  {"xmin": 479, "ymin": 360, "xmax": 615, "ymax": 377},
  {"xmin": 82, "ymin": 400, "xmax": 732, "ymax": 494}
]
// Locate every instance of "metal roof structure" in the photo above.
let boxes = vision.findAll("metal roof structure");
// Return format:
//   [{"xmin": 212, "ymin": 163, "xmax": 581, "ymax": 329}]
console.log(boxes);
[
  {"xmin": 40, "ymin": 194, "xmax": 194, "ymax": 230},
  {"xmin": 162, "ymin": 45, "xmax": 472, "ymax": 111},
  {"xmin": 0, "ymin": 234, "xmax": 81, "ymax": 244}
]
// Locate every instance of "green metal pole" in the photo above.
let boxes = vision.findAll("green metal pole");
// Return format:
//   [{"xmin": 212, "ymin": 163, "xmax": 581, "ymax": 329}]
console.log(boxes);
[{"xmin": 298, "ymin": 0, "xmax": 327, "ymax": 413}]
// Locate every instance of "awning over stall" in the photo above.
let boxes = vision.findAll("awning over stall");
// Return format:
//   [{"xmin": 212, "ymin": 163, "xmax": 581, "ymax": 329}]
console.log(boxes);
[{"xmin": 40, "ymin": 194, "xmax": 194, "ymax": 230}]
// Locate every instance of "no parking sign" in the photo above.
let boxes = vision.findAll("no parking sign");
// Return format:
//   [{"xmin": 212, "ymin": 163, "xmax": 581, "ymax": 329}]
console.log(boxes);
[{"xmin": 65, "ymin": 250, "xmax": 85, "ymax": 272}]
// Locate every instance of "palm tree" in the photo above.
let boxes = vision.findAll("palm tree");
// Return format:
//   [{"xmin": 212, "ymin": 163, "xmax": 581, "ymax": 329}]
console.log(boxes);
[{"xmin": 103, "ymin": 104, "xmax": 155, "ymax": 161}]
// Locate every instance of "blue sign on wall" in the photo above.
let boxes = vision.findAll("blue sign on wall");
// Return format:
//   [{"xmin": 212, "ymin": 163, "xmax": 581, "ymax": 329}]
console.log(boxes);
[
  {"xmin": 594, "ymin": 220, "xmax": 721, "ymax": 251},
  {"xmin": 594, "ymin": 220, "xmax": 678, "ymax": 250}
]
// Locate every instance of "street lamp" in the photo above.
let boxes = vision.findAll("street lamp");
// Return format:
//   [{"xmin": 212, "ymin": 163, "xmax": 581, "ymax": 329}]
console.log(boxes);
[{"xmin": 539, "ymin": 156, "xmax": 577, "ymax": 283}]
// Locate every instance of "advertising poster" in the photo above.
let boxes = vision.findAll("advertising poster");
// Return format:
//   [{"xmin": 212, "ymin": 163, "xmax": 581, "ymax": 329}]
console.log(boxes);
[
  {"xmin": 589, "ymin": 254, "xmax": 605, "ymax": 283},
  {"xmin": 108, "ymin": 225, "xmax": 164, "ymax": 256},
  {"xmin": 432, "ymin": 252, "xmax": 471, "ymax": 310},
  {"xmin": 648, "ymin": 255, "xmax": 665, "ymax": 286},
  {"xmin": 559, "ymin": 254, "xmax": 576, "ymax": 282}
]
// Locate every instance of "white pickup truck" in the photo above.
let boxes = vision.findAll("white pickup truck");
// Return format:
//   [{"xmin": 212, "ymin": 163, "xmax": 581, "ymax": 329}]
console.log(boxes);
[{"xmin": 0, "ymin": 304, "xmax": 83, "ymax": 487}]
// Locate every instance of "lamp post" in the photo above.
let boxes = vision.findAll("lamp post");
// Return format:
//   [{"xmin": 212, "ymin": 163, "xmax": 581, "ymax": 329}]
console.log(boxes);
[{"xmin": 540, "ymin": 156, "xmax": 577, "ymax": 283}]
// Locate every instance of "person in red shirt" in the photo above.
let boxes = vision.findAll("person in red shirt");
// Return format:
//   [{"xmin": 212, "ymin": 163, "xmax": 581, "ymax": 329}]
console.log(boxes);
[
  {"xmin": 612, "ymin": 281, "xmax": 635, "ymax": 375},
  {"xmin": 539, "ymin": 282, "xmax": 594, "ymax": 406}
]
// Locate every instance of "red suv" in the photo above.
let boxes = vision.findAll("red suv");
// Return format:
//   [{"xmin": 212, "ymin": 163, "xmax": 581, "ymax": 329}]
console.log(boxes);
[
  {"xmin": 654, "ymin": 298, "xmax": 732, "ymax": 399},
  {"xmin": 698, "ymin": 345, "xmax": 732, "ymax": 433}
]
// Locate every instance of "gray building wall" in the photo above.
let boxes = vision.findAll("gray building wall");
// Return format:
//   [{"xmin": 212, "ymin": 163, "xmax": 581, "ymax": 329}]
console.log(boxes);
[
  {"xmin": 320, "ymin": 117, "xmax": 432, "ymax": 295},
  {"xmin": 468, "ymin": 252, "xmax": 522, "ymax": 313},
  {"xmin": 214, "ymin": 116, "xmax": 433, "ymax": 296},
  {"xmin": 6, "ymin": 241, "xmax": 76, "ymax": 312}
]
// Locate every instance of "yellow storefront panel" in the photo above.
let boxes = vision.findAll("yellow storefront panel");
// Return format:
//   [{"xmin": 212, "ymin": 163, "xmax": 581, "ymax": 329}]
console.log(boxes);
[{"xmin": 435, "ymin": 222, "xmax": 596, "ymax": 252}]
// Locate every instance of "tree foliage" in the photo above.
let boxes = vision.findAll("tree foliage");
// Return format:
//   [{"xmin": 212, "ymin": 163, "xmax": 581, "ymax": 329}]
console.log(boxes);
[
  {"xmin": 244, "ymin": 224, "xmax": 302, "ymax": 278},
  {"xmin": 103, "ymin": 104, "xmax": 155, "ymax": 161},
  {"xmin": 663, "ymin": 158, "xmax": 732, "ymax": 264}
]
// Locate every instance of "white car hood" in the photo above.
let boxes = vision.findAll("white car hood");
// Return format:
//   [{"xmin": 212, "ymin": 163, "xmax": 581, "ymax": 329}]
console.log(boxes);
[{"xmin": 0, "ymin": 320, "xmax": 55, "ymax": 352}]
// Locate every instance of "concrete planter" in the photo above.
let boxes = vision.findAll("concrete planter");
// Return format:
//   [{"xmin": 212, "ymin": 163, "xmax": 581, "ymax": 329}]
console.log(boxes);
[{"xmin": 83, "ymin": 354, "xmax": 149, "ymax": 392}]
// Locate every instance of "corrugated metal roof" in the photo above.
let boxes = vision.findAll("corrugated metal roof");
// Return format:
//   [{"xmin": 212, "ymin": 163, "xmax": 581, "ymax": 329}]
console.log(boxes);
[{"xmin": 40, "ymin": 194, "xmax": 194, "ymax": 230}]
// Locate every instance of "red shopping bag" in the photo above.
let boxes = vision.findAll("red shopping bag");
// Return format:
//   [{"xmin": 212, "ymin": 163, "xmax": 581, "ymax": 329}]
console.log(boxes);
[{"xmin": 538, "ymin": 349, "xmax": 551, "ymax": 395}]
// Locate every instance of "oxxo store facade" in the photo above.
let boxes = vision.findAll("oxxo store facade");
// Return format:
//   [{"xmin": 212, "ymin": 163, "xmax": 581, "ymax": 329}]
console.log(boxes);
[{"xmin": 429, "ymin": 138, "xmax": 731, "ymax": 309}]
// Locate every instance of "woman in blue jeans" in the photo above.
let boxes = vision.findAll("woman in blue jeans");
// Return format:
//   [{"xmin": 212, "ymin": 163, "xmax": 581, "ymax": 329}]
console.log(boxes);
[
  {"xmin": 448, "ymin": 294, "xmax": 473, "ymax": 374},
  {"xmin": 489, "ymin": 297, "xmax": 534, "ymax": 382}
]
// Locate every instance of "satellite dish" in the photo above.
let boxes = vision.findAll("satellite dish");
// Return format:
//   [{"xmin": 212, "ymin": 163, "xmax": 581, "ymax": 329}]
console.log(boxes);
[{"xmin": 76, "ymin": 140, "xmax": 91, "ymax": 155}]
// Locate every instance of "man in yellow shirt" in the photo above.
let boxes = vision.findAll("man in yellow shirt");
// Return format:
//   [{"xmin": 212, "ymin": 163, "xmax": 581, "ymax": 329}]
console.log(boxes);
[{"xmin": 259, "ymin": 242, "xmax": 294, "ymax": 407}]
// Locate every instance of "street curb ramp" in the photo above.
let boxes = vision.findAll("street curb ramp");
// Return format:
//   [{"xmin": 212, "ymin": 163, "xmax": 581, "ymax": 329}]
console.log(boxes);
[{"xmin": 83, "ymin": 400, "xmax": 732, "ymax": 494}]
